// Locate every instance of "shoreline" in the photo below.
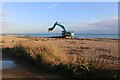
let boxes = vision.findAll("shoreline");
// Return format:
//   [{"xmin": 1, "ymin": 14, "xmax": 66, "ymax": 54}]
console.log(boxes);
[{"xmin": 1, "ymin": 34, "xmax": 119, "ymax": 40}]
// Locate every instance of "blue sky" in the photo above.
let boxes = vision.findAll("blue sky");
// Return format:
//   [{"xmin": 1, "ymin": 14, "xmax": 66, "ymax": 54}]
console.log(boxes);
[{"xmin": 2, "ymin": 2, "xmax": 118, "ymax": 34}]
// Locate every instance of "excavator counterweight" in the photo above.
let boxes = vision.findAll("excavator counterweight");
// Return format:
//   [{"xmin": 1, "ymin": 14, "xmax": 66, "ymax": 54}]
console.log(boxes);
[{"xmin": 48, "ymin": 21, "xmax": 74, "ymax": 38}]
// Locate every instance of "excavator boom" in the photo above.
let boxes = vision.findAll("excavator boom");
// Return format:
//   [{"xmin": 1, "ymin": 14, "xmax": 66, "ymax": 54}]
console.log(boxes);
[{"xmin": 48, "ymin": 21, "xmax": 66, "ymax": 32}]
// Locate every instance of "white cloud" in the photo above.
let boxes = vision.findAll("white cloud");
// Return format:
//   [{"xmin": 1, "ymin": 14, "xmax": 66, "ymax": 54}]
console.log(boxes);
[
  {"xmin": 65, "ymin": 17, "xmax": 118, "ymax": 34},
  {"xmin": 89, "ymin": 17, "xmax": 118, "ymax": 28},
  {"xmin": 0, "ymin": 12, "xmax": 2, "ymax": 17}
]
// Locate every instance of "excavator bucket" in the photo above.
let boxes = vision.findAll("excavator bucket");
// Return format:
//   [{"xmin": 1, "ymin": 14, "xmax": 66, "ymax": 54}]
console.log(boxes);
[{"xmin": 48, "ymin": 28, "xmax": 52, "ymax": 32}]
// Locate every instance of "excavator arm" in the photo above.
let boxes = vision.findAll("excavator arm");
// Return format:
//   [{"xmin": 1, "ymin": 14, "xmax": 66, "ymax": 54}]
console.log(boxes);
[
  {"xmin": 48, "ymin": 21, "xmax": 74, "ymax": 38},
  {"xmin": 48, "ymin": 21, "xmax": 66, "ymax": 32}
]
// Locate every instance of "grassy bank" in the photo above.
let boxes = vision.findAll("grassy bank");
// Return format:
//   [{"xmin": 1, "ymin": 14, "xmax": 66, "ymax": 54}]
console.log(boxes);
[{"xmin": 2, "ymin": 40, "xmax": 119, "ymax": 79}]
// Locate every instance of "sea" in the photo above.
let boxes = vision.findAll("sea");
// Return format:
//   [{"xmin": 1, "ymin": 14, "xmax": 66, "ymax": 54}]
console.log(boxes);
[{"xmin": 13, "ymin": 33, "xmax": 119, "ymax": 39}]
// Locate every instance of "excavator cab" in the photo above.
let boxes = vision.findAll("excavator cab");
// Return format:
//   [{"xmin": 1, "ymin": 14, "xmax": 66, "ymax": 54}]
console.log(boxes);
[{"xmin": 62, "ymin": 31, "xmax": 74, "ymax": 38}]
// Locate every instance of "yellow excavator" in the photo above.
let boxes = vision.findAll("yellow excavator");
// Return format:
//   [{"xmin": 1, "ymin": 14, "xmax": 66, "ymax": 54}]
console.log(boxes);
[{"xmin": 48, "ymin": 21, "xmax": 74, "ymax": 38}]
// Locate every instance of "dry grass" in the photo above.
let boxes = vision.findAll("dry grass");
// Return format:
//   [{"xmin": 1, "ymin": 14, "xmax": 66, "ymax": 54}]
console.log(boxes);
[
  {"xmin": 14, "ymin": 41, "xmax": 69, "ymax": 65},
  {"xmin": 7, "ymin": 41, "xmax": 92, "ymax": 77},
  {"xmin": 2, "ymin": 35, "xmax": 120, "ymax": 78}
]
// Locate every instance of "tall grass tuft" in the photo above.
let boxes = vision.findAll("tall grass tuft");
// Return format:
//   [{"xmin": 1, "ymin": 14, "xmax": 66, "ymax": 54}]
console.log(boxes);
[
  {"xmin": 8, "ymin": 41, "xmax": 91, "ymax": 77},
  {"xmin": 7, "ymin": 41, "xmax": 119, "ymax": 78}
]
